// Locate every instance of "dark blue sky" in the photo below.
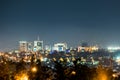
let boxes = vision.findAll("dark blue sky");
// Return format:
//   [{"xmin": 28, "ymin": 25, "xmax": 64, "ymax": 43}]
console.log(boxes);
[{"xmin": 0, "ymin": 0, "xmax": 120, "ymax": 51}]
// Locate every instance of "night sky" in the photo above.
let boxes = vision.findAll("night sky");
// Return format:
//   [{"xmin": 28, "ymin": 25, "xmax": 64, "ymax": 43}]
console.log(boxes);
[{"xmin": 0, "ymin": 0, "xmax": 120, "ymax": 51}]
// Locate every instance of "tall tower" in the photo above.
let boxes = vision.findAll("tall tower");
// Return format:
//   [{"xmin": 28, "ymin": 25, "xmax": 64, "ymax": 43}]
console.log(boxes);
[
  {"xmin": 33, "ymin": 37, "xmax": 43, "ymax": 52},
  {"xmin": 19, "ymin": 41, "xmax": 28, "ymax": 52}
]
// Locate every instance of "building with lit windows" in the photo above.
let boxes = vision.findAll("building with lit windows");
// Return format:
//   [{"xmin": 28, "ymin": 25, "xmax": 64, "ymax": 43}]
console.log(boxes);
[
  {"xmin": 34, "ymin": 40, "xmax": 43, "ymax": 52},
  {"xmin": 19, "ymin": 37, "xmax": 43, "ymax": 52},
  {"xmin": 19, "ymin": 41, "xmax": 28, "ymax": 52},
  {"xmin": 77, "ymin": 42, "xmax": 99, "ymax": 53},
  {"xmin": 78, "ymin": 46, "xmax": 98, "ymax": 53},
  {"xmin": 53, "ymin": 43, "xmax": 67, "ymax": 52}
]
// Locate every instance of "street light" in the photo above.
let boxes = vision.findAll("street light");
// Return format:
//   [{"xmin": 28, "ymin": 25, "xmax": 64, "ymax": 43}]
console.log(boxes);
[
  {"xmin": 31, "ymin": 67, "xmax": 37, "ymax": 73},
  {"xmin": 71, "ymin": 71, "xmax": 76, "ymax": 75}
]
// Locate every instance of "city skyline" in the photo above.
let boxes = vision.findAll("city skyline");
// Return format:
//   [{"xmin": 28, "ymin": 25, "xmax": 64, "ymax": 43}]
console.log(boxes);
[{"xmin": 1, "ymin": 0, "xmax": 120, "ymax": 51}]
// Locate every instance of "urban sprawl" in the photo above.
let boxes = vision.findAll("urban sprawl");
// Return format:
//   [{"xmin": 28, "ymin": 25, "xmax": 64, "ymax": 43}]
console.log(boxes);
[{"xmin": 0, "ymin": 38, "xmax": 120, "ymax": 80}]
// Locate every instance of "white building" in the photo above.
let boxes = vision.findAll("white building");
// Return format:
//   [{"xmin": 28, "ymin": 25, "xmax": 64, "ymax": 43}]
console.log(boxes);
[
  {"xmin": 34, "ymin": 40, "xmax": 43, "ymax": 51},
  {"xmin": 53, "ymin": 43, "xmax": 67, "ymax": 52}
]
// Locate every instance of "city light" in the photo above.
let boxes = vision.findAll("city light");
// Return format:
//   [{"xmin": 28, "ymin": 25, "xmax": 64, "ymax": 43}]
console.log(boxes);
[
  {"xmin": 40, "ymin": 57, "xmax": 44, "ymax": 61},
  {"xmin": 116, "ymin": 56, "xmax": 120, "ymax": 60},
  {"xmin": 107, "ymin": 47, "xmax": 120, "ymax": 50},
  {"xmin": 31, "ymin": 67, "xmax": 37, "ymax": 73},
  {"xmin": 71, "ymin": 71, "xmax": 76, "ymax": 75},
  {"xmin": 1, "ymin": 0, "xmax": 120, "ymax": 80},
  {"xmin": 15, "ymin": 72, "xmax": 29, "ymax": 80},
  {"xmin": 59, "ymin": 57, "xmax": 64, "ymax": 62},
  {"xmin": 112, "ymin": 74, "xmax": 118, "ymax": 78}
]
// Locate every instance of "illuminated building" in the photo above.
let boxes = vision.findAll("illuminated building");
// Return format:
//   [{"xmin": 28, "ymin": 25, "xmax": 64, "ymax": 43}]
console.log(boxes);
[
  {"xmin": 53, "ymin": 43, "xmax": 67, "ymax": 52},
  {"xmin": 34, "ymin": 38, "xmax": 43, "ymax": 52},
  {"xmin": 19, "ymin": 41, "xmax": 33, "ymax": 52},
  {"xmin": 107, "ymin": 46, "xmax": 120, "ymax": 52},
  {"xmin": 19, "ymin": 41, "xmax": 28, "ymax": 52},
  {"xmin": 78, "ymin": 45, "xmax": 98, "ymax": 53},
  {"xmin": 28, "ymin": 42, "xmax": 33, "ymax": 52},
  {"xmin": 19, "ymin": 37, "xmax": 43, "ymax": 52}
]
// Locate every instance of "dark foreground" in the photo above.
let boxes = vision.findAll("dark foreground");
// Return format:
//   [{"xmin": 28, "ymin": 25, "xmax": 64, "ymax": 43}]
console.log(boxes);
[{"xmin": 0, "ymin": 55, "xmax": 120, "ymax": 80}]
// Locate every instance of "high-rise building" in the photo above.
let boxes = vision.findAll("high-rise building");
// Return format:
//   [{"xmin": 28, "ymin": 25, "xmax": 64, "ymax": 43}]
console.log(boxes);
[
  {"xmin": 33, "ymin": 37, "xmax": 43, "ymax": 52},
  {"xmin": 34, "ymin": 41, "xmax": 43, "ymax": 51},
  {"xmin": 19, "ymin": 36, "xmax": 44, "ymax": 52},
  {"xmin": 19, "ymin": 41, "xmax": 28, "ymax": 52}
]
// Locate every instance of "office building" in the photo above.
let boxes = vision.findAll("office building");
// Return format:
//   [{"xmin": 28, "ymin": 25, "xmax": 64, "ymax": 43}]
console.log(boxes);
[
  {"xmin": 19, "ymin": 41, "xmax": 28, "ymax": 52},
  {"xmin": 34, "ymin": 40, "xmax": 43, "ymax": 52},
  {"xmin": 53, "ymin": 43, "xmax": 67, "ymax": 52}
]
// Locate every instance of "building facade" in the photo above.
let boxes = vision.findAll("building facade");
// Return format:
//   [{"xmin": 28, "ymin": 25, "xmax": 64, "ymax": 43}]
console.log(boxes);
[
  {"xmin": 19, "ymin": 41, "xmax": 28, "ymax": 52},
  {"xmin": 53, "ymin": 43, "xmax": 67, "ymax": 52},
  {"xmin": 34, "ymin": 40, "xmax": 43, "ymax": 52}
]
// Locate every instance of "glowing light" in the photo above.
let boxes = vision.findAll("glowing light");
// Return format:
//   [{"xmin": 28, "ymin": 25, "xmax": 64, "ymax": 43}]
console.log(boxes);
[
  {"xmin": 107, "ymin": 47, "xmax": 120, "ymax": 50},
  {"xmin": 71, "ymin": 71, "xmax": 76, "ymax": 75},
  {"xmin": 116, "ymin": 57, "xmax": 120, "ymax": 60},
  {"xmin": 96, "ymin": 66, "xmax": 108, "ymax": 80},
  {"xmin": 59, "ymin": 57, "xmax": 64, "ymax": 62},
  {"xmin": 72, "ymin": 57, "xmax": 75, "ymax": 61},
  {"xmin": 101, "ymin": 74, "xmax": 107, "ymax": 80},
  {"xmin": 53, "ymin": 58, "xmax": 56, "ymax": 61},
  {"xmin": 15, "ymin": 72, "xmax": 28, "ymax": 80},
  {"xmin": 112, "ymin": 74, "xmax": 117, "ymax": 78},
  {"xmin": 31, "ymin": 67, "xmax": 37, "ymax": 73},
  {"xmin": 40, "ymin": 57, "xmax": 43, "ymax": 61}
]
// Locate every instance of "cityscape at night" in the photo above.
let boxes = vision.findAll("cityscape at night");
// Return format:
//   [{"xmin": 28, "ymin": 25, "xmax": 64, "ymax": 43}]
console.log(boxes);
[{"xmin": 1, "ymin": 0, "xmax": 120, "ymax": 80}]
